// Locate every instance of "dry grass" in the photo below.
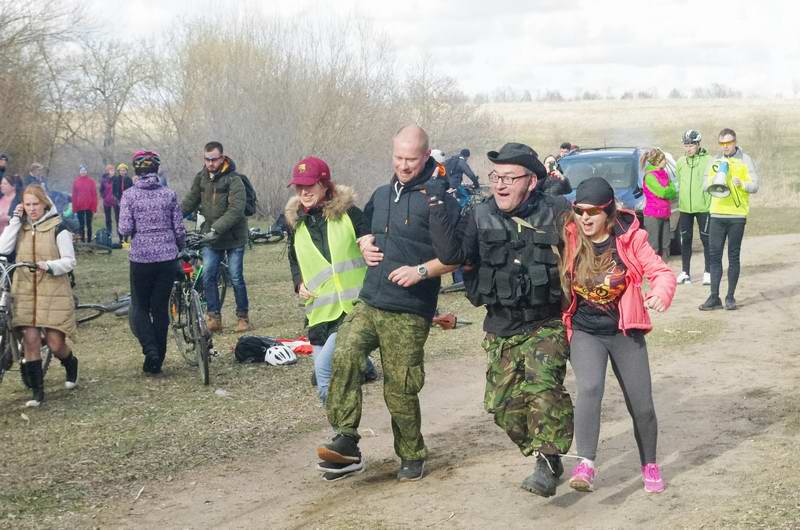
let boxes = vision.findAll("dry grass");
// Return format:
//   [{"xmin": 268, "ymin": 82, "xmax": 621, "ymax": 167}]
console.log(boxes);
[{"xmin": 481, "ymin": 98, "xmax": 800, "ymax": 207}]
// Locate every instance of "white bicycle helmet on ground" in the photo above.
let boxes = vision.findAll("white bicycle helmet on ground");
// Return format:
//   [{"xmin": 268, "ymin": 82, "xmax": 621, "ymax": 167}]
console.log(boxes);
[{"xmin": 265, "ymin": 344, "xmax": 297, "ymax": 366}]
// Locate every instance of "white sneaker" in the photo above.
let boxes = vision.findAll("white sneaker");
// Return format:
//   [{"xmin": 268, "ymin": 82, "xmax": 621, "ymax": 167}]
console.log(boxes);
[
  {"xmin": 702, "ymin": 272, "xmax": 711, "ymax": 285},
  {"xmin": 676, "ymin": 271, "xmax": 691, "ymax": 284}
]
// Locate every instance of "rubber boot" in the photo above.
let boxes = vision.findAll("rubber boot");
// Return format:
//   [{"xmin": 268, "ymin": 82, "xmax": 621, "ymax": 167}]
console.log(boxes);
[{"xmin": 61, "ymin": 353, "xmax": 79, "ymax": 389}]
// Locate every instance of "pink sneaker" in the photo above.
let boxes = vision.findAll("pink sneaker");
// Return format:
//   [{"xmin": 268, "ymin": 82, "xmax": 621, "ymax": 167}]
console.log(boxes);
[
  {"xmin": 642, "ymin": 463, "xmax": 665, "ymax": 493},
  {"xmin": 569, "ymin": 460, "xmax": 596, "ymax": 492}
]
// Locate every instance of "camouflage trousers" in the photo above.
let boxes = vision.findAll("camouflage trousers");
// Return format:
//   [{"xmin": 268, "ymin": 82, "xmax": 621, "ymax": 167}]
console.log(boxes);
[
  {"xmin": 326, "ymin": 302, "xmax": 430, "ymax": 461},
  {"xmin": 482, "ymin": 318, "xmax": 574, "ymax": 456}
]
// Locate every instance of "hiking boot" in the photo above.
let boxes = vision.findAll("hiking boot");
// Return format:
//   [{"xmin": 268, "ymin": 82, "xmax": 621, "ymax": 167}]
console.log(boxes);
[
  {"xmin": 397, "ymin": 459, "xmax": 425, "ymax": 481},
  {"xmin": 698, "ymin": 295, "xmax": 722, "ymax": 311},
  {"xmin": 316, "ymin": 458, "xmax": 365, "ymax": 475},
  {"xmin": 702, "ymin": 272, "xmax": 711, "ymax": 285},
  {"xmin": 235, "ymin": 314, "xmax": 251, "ymax": 333},
  {"xmin": 25, "ymin": 359, "xmax": 44, "ymax": 408},
  {"xmin": 206, "ymin": 313, "xmax": 222, "ymax": 333},
  {"xmin": 143, "ymin": 354, "xmax": 162, "ymax": 375},
  {"xmin": 61, "ymin": 353, "xmax": 79, "ymax": 389},
  {"xmin": 317, "ymin": 434, "xmax": 361, "ymax": 464},
  {"xmin": 676, "ymin": 271, "xmax": 691, "ymax": 285},
  {"xmin": 642, "ymin": 463, "xmax": 665, "ymax": 493},
  {"xmin": 364, "ymin": 364, "xmax": 379, "ymax": 383},
  {"xmin": 724, "ymin": 296, "xmax": 737, "ymax": 311},
  {"xmin": 569, "ymin": 459, "xmax": 596, "ymax": 492},
  {"xmin": 521, "ymin": 454, "xmax": 563, "ymax": 497}
]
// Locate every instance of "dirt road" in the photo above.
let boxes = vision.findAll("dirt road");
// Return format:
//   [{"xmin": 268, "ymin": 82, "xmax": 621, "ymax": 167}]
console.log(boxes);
[{"xmin": 106, "ymin": 233, "xmax": 800, "ymax": 529}]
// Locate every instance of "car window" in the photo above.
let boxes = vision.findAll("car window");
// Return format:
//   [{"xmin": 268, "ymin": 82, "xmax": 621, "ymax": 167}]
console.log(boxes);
[{"xmin": 560, "ymin": 154, "xmax": 637, "ymax": 189}]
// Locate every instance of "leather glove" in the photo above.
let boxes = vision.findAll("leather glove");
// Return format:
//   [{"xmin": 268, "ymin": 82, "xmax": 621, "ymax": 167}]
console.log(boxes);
[{"xmin": 424, "ymin": 177, "xmax": 449, "ymax": 206}]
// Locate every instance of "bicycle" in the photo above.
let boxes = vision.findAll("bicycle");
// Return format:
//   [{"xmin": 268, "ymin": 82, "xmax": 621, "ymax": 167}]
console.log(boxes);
[
  {"xmin": 169, "ymin": 249, "xmax": 215, "ymax": 385},
  {"xmin": 74, "ymin": 294, "xmax": 131, "ymax": 324},
  {"xmin": 0, "ymin": 259, "xmax": 53, "ymax": 386},
  {"xmin": 184, "ymin": 231, "xmax": 229, "ymax": 309},
  {"xmin": 248, "ymin": 226, "xmax": 285, "ymax": 245}
]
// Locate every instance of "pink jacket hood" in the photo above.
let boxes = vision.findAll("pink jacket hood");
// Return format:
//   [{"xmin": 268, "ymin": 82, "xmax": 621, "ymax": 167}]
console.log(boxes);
[{"xmin": 562, "ymin": 209, "xmax": 677, "ymax": 340}]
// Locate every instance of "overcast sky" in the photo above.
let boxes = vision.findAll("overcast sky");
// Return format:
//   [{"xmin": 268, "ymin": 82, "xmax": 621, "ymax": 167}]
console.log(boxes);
[{"xmin": 91, "ymin": 0, "xmax": 799, "ymax": 98}]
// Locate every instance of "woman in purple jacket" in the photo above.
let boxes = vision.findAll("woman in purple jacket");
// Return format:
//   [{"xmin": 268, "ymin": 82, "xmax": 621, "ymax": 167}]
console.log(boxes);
[{"xmin": 119, "ymin": 151, "xmax": 186, "ymax": 374}]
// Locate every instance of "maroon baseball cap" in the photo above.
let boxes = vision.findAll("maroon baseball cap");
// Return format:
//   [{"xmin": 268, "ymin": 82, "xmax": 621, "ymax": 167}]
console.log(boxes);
[{"xmin": 288, "ymin": 156, "xmax": 331, "ymax": 187}]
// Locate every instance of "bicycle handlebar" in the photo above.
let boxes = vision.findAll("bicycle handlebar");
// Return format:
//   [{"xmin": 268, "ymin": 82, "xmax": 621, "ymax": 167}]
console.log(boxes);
[{"xmin": 0, "ymin": 261, "xmax": 39, "ymax": 288}]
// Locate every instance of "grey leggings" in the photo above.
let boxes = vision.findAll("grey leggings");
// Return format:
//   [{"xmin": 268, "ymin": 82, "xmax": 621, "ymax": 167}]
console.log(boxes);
[{"xmin": 570, "ymin": 330, "xmax": 658, "ymax": 464}]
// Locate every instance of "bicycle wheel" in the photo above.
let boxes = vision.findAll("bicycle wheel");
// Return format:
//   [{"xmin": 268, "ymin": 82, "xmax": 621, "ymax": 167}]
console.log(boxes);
[
  {"xmin": 251, "ymin": 232, "xmax": 285, "ymax": 244},
  {"xmin": 189, "ymin": 289, "xmax": 210, "ymax": 385},
  {"xmin": 75, "ymin": 304, "xmax": 105, "ymax": 324},
  {"xmin": 0, "ymin": 325, "xmax": 14, "ymax": 384},
  {"xmin": 169, "ymin": 286, "xmax": 195, "ymax": 366}
]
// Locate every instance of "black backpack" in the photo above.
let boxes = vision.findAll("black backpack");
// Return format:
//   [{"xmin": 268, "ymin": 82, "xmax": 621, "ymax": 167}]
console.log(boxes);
[
  {"xmin": 95, "ymin": 228, "xmax": 113, "ymax": 248},
  {"xmin": 239, "ymin": 174, "xmax": 258, "ymax": 217},
  {"xmin": 234, "ymin": 335, "xmax": 279, "ymax": 363}
]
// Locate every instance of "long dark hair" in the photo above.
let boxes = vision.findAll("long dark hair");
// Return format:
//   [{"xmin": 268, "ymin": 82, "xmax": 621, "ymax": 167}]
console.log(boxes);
[{"xmin": 559, "ymin": 202, "xmax": 618, "ymax": 299}]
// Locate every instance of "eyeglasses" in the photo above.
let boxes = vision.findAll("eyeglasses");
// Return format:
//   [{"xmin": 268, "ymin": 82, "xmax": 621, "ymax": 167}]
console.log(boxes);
[
  {"xmin": 573, "ymin": 200, "xmax": 613, "ymax": 217},
  {"xmin": 718, "ymin": 140, "xmax": 736, "ymax": 147},
  {"xmin": 488, "ymin": 170, "xmax": 531, "ymax": 185},
  {"xmin": 204, "ymin": 155, "xmax": 223, "ymax": 163}
]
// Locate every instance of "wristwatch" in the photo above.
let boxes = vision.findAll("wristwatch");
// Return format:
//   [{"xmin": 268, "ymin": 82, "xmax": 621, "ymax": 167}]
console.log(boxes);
[{"xmin": 416, "ymin": 264, "xmax": 429, "ymax": 279}]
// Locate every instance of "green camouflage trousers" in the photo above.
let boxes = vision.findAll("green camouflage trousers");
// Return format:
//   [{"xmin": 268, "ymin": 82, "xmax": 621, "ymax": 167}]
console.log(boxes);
[
  {"xmin": 482, "ymin": 318, "xmax": 573, "ymax": 456},
  {"xmin": 326, "ymin": 302, "xmax": 430, "ymax": 461}
]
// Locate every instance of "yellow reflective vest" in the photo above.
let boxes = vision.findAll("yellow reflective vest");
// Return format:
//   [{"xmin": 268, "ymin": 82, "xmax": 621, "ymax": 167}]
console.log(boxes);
[
  {"xmin": 706, "ymin": 157, "xmax": 752, "ymax": 216},
  {"xmin": 294, "ymin": 214, "xmax": 367, "ymax": 327}
]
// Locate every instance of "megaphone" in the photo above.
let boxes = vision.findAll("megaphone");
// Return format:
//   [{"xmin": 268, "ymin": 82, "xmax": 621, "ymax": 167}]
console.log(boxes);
[{"xmin": 708, "ymin": 160, "xmax": 730, "ymax": 198}]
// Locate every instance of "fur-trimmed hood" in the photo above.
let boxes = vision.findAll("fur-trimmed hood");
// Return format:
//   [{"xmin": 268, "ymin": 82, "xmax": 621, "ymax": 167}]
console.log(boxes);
[{"xmin": 285, "ymin": 185, "xmax": 357, "ymax": 228}]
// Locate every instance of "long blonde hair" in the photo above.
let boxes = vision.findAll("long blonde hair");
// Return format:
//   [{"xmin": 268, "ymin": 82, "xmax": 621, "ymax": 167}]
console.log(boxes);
[{"xmin": 559, "ymin": 206, "xmax": 618, "ymax": 300}]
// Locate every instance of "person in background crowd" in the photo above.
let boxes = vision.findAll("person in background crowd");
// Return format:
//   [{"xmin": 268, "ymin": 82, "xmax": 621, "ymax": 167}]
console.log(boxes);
[
  {"xmin": 284, "ymin": 156, "xmax": 378, "ymax": 406},
  {"xmin": 181, "ymin": 141, "xmax": 251, "ymax": 333},
  {"xmin": 640, "ymin": 148, "xmax": 676, "ymax": 257},
  {"xmin": 541, "ymin": 154, "xmax": 573, "ymax": 196},
  {"xmin": 71, "ymin": 165, "xmax": 98, "ymax": 243},
  {"xmin": 0, "ymin": 174, "xmax": 21, "ymax": 235},
  {"xmin": 119, "ymin": 151, "xmax": 186, "ymax": 374},
  {"xmin": 558, "ymin": 142, "xmax": 574, "ymax": 159},
  {"xmin": 23, "ymin": 162, "xmax": 48, "ymax": 191},
  {"xmin": 560, "ymin": 177, "xmax": 676, "ymax": 494},
  {"xmin": 0, "ymin": 185, "xmax": 79, "ymax": 407},
  {"xmin": 113, "ymin": 163, "xmax": 134, "ymax": 242},
  {"xmin": 444, "ymin": 148, "xmax": 480, "ymax": 209},
  {"xmin": 675, "ymin": 129, "xmax": 712, "ymax": 285},
  {"xmin": 433, "ymin": 142, "xmax": 574, "ymax": 498},
  {"xmin": 699, "ymin": 128, "xmax": 759, "ymax": 311},
  {"xmin": 0, "ymin": 154, "xmax": 8, "ymax": 178},
  {"xmin": 99, "ymin": 164, "xmax": 117, "ymax": 235}
]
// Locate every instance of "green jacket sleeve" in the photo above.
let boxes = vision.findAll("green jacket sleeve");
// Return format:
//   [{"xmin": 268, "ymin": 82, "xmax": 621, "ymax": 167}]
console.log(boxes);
[
  {"xmin": 181, "ymin": 173, "xmax": 202, "ymax": 215},
  {"xmin": 211, "ymin": 174, "xmax": 246, "ymax": 235},
  {"xmin": 644, "ymin": 172, "xmax": 677, "ymax": 200}
]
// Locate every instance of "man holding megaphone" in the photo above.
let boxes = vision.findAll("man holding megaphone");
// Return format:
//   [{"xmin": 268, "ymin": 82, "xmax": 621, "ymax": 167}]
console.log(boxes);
[{"xmin": 698, "ymin": 128, "xmax": 759, "ymax": 311}]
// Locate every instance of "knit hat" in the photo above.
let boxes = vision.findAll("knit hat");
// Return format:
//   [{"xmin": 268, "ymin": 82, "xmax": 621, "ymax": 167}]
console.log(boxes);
[
  {"xmin": 117, "ymin": 163, "xmax": 129, "ymax": 171},
  {"xmin": 575, "ymin": 177, "xmax": 615, "ymax": 208}
]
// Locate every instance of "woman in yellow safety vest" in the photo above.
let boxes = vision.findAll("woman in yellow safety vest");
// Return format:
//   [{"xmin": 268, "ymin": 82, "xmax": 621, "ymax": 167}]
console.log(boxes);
[{"xmin": 285, "ymin": 157, "xmax": 378, "ymax": 407}]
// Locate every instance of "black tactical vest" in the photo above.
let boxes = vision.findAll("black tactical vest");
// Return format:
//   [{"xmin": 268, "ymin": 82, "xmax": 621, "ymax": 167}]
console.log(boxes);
[{"xmin": 465, "ymin": 196, "xmax": 563, "ymax": 312}]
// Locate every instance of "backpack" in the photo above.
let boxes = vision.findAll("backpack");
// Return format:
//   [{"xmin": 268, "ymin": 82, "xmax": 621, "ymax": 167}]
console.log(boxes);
[
  {"xmin": 239, "ymin": 174, "xmax": 258, "ymax": 216},
  {"xmin": 95, "ymin": 228, "xmax": 113, "ymax": 248},
  {"xmin": 234, "ymin": 335, "xmax": 280, "ymax": 363}
]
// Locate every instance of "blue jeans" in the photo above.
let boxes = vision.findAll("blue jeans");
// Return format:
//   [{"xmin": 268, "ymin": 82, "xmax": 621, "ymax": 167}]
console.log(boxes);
[
  {"xmin": 202, "ymin": 245, "xmax": 249, "ymax": 316},
  {"xmin": 313, "ymin": 332, "xmax": 377, "ymax": 404}
]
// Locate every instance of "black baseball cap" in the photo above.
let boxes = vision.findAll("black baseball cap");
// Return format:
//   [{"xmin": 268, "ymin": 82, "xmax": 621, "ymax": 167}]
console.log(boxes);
[{"xmin": 487, "ymin": 142, "xmax": 547, "ymax": 180}]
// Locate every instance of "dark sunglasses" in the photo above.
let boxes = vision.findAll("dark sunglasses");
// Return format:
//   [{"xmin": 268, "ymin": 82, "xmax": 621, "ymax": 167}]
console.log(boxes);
[{"xmin": 573, "ymin": 200, "xmax": 612, "ymax": 216}]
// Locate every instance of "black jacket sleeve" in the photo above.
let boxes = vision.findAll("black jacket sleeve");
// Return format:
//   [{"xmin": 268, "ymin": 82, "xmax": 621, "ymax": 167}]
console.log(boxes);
[
  {"xmin": 346, "ymin": 206, "xmax": 370, "ymax": 238},
  {"xmin": 286, "ymin": 227, "xmax": 303, "ymax": 292},
  {"xmin": 426, "ymin": 192, "xmax": 463, "ymax": 264},
  {"xmin": 459, "ymin": 159, "xmax": 479, "ymax": 187}
]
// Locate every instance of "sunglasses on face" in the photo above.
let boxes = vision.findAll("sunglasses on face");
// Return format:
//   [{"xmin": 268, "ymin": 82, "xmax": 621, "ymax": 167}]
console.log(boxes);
[
  {"xmin": 718, "ymin": 140, "xmax": 736, "ymax": 147},
  {"xmin": 573, "ymin": 200, "xmax": 612, "ymax": 216}
]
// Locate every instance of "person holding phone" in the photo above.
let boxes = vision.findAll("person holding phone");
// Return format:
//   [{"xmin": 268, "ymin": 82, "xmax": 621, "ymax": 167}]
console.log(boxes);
[
  {"xmin": 541, "ymin": 154, "xmax": 572, "ymax": 196},
  {"xmin": 0, "ymin": 184, "xmax": 79, "ymax": 407}
]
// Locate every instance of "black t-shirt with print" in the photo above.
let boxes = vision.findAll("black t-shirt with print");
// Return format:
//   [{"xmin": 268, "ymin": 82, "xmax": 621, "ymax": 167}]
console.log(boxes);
[{"xmin": 572, "ymin": 236, "xmax": 628, "ymax": 335}]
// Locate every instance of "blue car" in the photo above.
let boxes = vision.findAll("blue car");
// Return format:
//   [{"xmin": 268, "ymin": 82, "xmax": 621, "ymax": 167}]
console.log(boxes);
[{"xmin": 558, "ymin": 147, "xmax": 681, "ymax": 255}]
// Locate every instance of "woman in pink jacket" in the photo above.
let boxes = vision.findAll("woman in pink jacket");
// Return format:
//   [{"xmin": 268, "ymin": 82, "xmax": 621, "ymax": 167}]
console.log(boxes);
[
  {"xmin": 71, "ymin": 165, "xmax": 98, "ymax": 242},
  {"xmin": 641, "ymin": 148, "xmax": 676, "ymax": 257},
  {"xmin": 560, "ymin": 177, "xmax": 676, "ymax": 494}
]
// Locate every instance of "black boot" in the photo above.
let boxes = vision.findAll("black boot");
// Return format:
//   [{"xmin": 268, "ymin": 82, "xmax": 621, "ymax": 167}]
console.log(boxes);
[
  {"xmin": 521, "ymin": 454, "xmax": 563, "ymax": 497},
  {"xmin": 25, "ymin": 359, "xmax": 44, "ymax": 407},
  {"xmin": 61, "ymin": 353, "xmax": 79, "ymax": 389},
  {"xmin": 20, "ymin": 359, "xmax": 32, "ymax": 389}
]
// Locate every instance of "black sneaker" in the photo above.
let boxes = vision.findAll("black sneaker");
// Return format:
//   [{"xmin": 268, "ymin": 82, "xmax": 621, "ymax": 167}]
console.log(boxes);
[
  {"xmin": 317, "ymin": 434, "xmax": 361, "ymax": 464},
  {"xmin": 521, "ymin": 454, "xmax": 562, "ymax": 497},
  {"xmin": 724, "ymin": 296, "xmax": 737, "ymax": 310},
  {"xmin": 143, "ymin": 354, "xmax": 162, "ymax": 375},
  {"xmin": 698, "ymin": 295, "xmax": 723, "ymax": 311},
  {"xmin": 364, "ymin": 367, "xmax": 379, "ymax": 383},
  {"xmin": 317, "ymin": 458, "xmax": 364, "ymax": 472},
  {"xmin": 397, "ymin": 459, "xmax": 425, "ymax": 481},
  {"xmin": 61, "ymin": 354, "xmax": 79, "ymax": 389}
]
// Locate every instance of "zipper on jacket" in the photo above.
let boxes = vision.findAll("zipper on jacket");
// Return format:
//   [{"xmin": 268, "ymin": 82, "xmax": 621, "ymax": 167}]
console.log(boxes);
[{"xmin": 32, "ymin": 227, "xmax": 37, "ymax": 326}]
